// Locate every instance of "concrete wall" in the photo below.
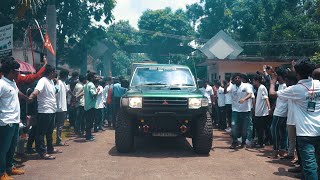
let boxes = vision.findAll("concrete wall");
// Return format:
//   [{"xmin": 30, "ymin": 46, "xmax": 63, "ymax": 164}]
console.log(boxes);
[
  {"xmin": 12, "ymin": 48, "xmax": 41, "ymax": 65},
  {"xmin": 207, "ymin": 60, "xmax": 290, "ymax": 81}
]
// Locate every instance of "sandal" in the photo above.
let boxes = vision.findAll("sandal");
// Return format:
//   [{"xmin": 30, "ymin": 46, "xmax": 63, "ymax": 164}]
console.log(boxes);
[
  {"xmin": 47, "ymin": 148, "xmax": 63, "ymax": 154},
  {"xmin": 40, "ymin": 154, "xmax": 56, "ymax": 160},
  {"xmin": 55, "ymin": 142, "xmax": 69, "ymax": 146}
]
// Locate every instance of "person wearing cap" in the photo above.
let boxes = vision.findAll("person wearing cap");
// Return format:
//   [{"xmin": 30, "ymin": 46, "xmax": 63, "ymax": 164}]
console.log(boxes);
[{"xmin": 0, "ymin": 59, "xmax": 26, "ymax": 180}]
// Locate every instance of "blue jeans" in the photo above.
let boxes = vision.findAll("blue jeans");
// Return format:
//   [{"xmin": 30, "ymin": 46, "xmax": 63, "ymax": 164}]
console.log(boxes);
[
  {"xmin": 247, "ymin": 111, "xmax": 253, "ymax": 142},
  {"xmin": 0, "ymin": 123, "xmax": 19, "ymax": 174},
  {"xmin": 75, "ymin": 106, "xmax": 86, "ymax": 135},
  {"xmin": 231, "ymin": 111, "xmax": 250, "ymax": 144},
  {"xmin": 271, "ymin": 116, "xmax": 287, "ymax": 151},
  {"xmin": 297, "ymin": 136, "xmax": 320, "ymax": 180}
]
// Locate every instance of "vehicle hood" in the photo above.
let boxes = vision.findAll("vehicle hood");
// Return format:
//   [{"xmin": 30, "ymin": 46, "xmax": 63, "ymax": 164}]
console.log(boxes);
[{"xmin": 125, "ymin": 86, "xmax": 203, "ymax": 98}]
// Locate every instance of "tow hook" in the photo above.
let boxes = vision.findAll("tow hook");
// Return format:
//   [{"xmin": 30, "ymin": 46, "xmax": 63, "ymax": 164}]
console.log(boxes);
[
  {"xmin": 143, "ymin": 125, "xmax": 149, "ymax": 133},
  {"xmin": 180, "ymin": 125, "xmax": 187, "ymax": 133}
]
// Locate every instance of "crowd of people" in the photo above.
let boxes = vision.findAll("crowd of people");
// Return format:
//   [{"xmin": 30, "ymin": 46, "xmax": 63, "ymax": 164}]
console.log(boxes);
[
  {"xmin": 0, "ymin": 56, "xmax": 319, "ymax": 180},
  {"xmin": 200, "ymin": 58, "xmax": 320, "ymax": 179},
  {"xmin": 0, "ymin": 56, "xmax": 128, "ymax": 180}
]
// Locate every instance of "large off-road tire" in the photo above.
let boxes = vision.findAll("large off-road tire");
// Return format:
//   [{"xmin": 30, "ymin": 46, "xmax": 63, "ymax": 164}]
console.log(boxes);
[
  {"xmin": 115, "ymin": 109, "xmax": 134, "ymax": 153},
  {"xmin": 192, "ymin": 111, "xmax": 213, "ymax": 155}
]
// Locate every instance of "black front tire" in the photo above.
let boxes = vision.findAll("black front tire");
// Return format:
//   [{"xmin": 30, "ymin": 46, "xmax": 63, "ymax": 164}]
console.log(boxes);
[
  {"xmin": 192, "ymin": 111, "xmax": 213, "ymax": 155},
  {"xmin": 115, "ymin": 109, "xmax": 134, "ymax": 153}
]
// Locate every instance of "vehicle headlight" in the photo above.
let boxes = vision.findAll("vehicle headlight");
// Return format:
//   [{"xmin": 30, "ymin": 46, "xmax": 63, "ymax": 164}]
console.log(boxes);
[
  {"xmin": 188, "ymin": 98, "xmax": 202, "ymax": 109},
  {"xmin": 201, "ymin": 98, "xmax": 209, "ymax": 107},
  {"xmin": 129, "ymin": 97, "xmax": 142, "ymax": 108},
  {"xmin": 121, "ymin": 97, "xmax": 129, "ymax": 107},
  {"xmin": 188, "ymin": 98, "xmax": 208, "ymax": 109}
]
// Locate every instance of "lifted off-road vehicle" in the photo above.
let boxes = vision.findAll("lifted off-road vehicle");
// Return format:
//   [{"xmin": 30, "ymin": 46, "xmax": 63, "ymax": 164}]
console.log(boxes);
[{"xmin": 116, "ymin": 64, "xmax": 213, "ymax": 154}]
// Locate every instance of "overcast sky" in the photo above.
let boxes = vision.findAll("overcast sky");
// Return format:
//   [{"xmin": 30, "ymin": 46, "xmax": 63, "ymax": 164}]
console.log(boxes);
[{"xmin": 111, "ymin": 0, "xmax": 200, "ymax": 29}]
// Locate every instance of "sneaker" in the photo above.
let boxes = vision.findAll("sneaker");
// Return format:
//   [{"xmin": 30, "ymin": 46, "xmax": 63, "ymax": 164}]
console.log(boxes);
[
  {"xmin": 0, "ymin": 172, "xmax": 13, "ymax": 180},
  {"xmin": 86, "ymin": 137, "xmax": 95, "ymax": 141},
  {"xmin": 8, "ymin": 167, "xmax": 25, "ymax": 175}
]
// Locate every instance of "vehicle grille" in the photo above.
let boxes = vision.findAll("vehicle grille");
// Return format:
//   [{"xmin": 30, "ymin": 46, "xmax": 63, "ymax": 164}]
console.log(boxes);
[{"xmin": 143, "ymin": 97, "xmax": 188, "ymax": 108}]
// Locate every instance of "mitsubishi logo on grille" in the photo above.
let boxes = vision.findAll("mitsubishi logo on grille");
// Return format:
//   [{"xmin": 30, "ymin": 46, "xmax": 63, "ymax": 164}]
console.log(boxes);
[{"xmin": 162, "ymin": 100, "xmax": 169, "ymax": 105}]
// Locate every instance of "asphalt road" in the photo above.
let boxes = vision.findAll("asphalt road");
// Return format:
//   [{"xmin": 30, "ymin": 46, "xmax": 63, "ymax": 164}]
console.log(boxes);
[{"xmin": 15, "ymin": 129, "xmax": 297, "ymax": 180}]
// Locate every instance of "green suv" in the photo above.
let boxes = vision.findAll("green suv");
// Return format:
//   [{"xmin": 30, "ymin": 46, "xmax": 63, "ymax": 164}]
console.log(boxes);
[{"xmin": 116, "ymin": 64, "xmax": 213, "ymax": 154}]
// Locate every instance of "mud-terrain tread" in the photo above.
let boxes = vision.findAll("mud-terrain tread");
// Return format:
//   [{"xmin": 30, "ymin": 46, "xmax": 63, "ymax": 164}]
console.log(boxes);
[
  {"xmin": 115, "ymin": 109, "xmax": 134, "ymax": 153},
  {"xmin": 192, "ymin": 111, "xmax": 213, "ymax": 155}
]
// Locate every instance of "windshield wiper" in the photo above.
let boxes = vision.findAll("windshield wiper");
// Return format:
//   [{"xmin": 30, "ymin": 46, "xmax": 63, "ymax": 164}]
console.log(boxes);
[
  {"xmin": 141, "ymin": 83, "xmax": 169, "ymax": 86},
  {"xmin": 171, "ymin": 84, "xmax": 195, "ymax": 86}
]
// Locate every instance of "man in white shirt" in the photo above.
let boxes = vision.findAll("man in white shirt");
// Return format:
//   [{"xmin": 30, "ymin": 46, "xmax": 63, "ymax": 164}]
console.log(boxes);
[
  {"xmin": 55, "ymin": 69, "xmax": 70, "ymax": 146},
  {"xmin": 216, "ymin": 81, "xmax": 226, "ymax": 130},
  {"xmin": 29, "ymin": 65, "xmax": 60, "ymax": 160},
  {"xmin": 94, "ymin": 80, "xmax": 105, "ymax": 132},
  {"xmin": 103, "ymin": 77, "xmax": 112, "ymax": 127},
  {"xmin": 253, "ymin": 74, "xmax": 271, "ymax": 148},
  {"xmin": 270, "ymin": 67, "xmax": 288, "ymax": 158},
  {"xmin": 0, "ymin": 59, "xmax": 26, "ymax": 179},
  {"xmin": 230, "ymin": 73, "xmax": 253, "ymax": 149},
  {"xmin": 224, "ymin": 79, "xmax": 233, "ymax": 131},
  {"xmin": 270, "ymin": 58, "xmax": 320, "ymax": 179},
  {"xmin": 199, "ymin": 80, "xmax": 214, "ymax": 119},
  {"xmin": 74, "ymin": 75, "xmax": 86, "ymax": 136}
]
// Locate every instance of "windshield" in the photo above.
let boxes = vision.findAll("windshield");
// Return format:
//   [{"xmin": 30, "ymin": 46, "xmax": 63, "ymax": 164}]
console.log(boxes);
[{"xmin": 130, "ymin": 67, "xmax": 196, "ymax": 87}]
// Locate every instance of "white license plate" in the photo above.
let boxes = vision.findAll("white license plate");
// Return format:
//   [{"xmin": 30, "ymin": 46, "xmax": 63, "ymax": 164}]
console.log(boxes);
[{"xmin": 152, "ymin": 132, "xmax": 178, "ymax": 137}]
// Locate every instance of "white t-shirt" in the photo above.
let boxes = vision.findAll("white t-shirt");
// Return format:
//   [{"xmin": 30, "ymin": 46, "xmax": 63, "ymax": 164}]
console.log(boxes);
[
  {"xmin": 35, "ymin": 77, "xmax": 57, "ymax": 113},
  {"xmin": 200, "ymin": 85, "xmax": 213, "ymax": 104},
  {"xmin": 246, "ymin": 83, "xmax": 255, "ymax": 109},
  {"xmin": 231, "ymin": 82, "xmax": 253, "ymax": 112},
  {"xmin": 217, "ymin": 87, "xmax": 225, "ymax": 107},
  {"xmin": 224, "ymin": 83, "xmax": 232, "ymax": 105},
  {"xmin": 255, "ymin": 84, "xmax": 269, "ymax": 117},
  {"xmin": 273, "ymin": 83, "xmax": 288, "ymax": 117},
  {"xmin": 277, "ymin": 79, "xmax": 320, "ymax": 136},
  {"xmin": 103, "ymin": 84, "xmax": 110, "ymax": 103},
  {"xmin": 56, "ymin": 79, "xmax": 68, "ymax": 112},
  {"xmin": 95, "ymin": 85, "xmax": 105, "ymax": 109},
  {"xmin": 0, "ymin": 77, "xmax": 20, "ymax": 125},
  {"xmin": 73, "ymin": 82, "xmax": 85, "ymax": 107}
]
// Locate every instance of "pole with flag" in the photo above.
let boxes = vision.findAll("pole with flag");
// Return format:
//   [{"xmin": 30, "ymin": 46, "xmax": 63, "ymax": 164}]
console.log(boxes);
[{"xmin": 43, "ymin": 33, "xmax": 55, "ymax": 56}]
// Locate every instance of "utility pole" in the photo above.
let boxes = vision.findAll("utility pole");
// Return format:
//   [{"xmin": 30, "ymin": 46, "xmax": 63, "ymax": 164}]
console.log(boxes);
[{"xmin": 46, "ymin": 0, "xmax": 56, "ymax": 67}]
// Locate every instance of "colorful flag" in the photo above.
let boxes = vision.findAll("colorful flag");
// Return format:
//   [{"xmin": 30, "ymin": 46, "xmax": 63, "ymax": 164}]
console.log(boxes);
[{"xmin": 43, "ymin": 33, "xmax": 55, "ymax": 56}]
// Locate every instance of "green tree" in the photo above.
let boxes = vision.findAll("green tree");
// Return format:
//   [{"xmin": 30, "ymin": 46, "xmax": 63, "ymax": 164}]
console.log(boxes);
[
  {"xmin": 187, "ymin": 0, "xmax": 320, "ymax": 57},
  {"xmin": 105, "ymin": 21, "xmax": 145, "ymax": 77},
  {"xmin": 138, "ymin": 8, "xmax": 195, "ymax": 64},
  {"xmin": 55, "ymin": 0, "xmax": 116, "ymax": 65},
  {"xmin": 0, "ymin": 0, "xmax": 116, "ymax": 67}
]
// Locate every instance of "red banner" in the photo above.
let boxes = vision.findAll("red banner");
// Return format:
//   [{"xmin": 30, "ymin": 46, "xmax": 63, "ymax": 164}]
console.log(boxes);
[{"xmin": 43, "ymin": 33, "xmax": 55, "ymax": 56}]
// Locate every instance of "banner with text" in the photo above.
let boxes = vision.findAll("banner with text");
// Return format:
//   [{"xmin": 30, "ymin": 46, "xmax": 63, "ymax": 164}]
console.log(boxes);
[{"xmin": 0, "ymin": 24, "xmax": 13, "ymax": 58}]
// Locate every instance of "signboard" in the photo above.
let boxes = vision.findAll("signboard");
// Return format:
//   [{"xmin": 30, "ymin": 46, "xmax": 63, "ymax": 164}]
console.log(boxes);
[
  {"xmin": 200, "ymin": 30, "xmax": 243, "ymax": 59},
  {"xmin": 0, "ymin": 24, "xmax": 13, "ymax": 57}
]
